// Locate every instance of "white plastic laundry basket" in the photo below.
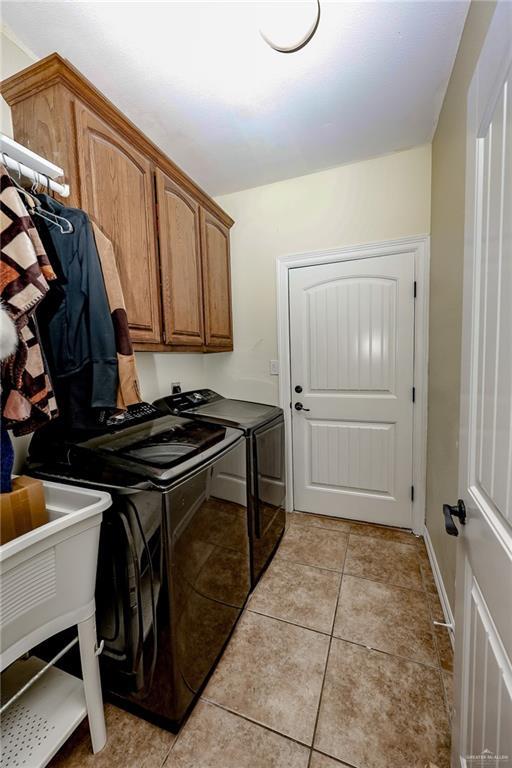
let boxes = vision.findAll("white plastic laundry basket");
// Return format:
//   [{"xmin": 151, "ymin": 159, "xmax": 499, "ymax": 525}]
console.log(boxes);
[{"xmin": 0, "ymin": 480, "xmax": 111, "ymax": 670}]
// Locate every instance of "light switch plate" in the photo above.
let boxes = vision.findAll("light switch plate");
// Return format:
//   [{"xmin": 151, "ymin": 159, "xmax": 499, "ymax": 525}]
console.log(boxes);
[{"xmin": 270, "ymin": 360, "xmax": 279, "ymax": 375}]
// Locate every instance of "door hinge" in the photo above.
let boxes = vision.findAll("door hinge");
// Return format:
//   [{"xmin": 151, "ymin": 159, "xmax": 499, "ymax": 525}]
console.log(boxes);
[
  {"xmin": 413, "ymin": 280, "xmax": 417, "ymax": 298},
  {"xmin": 411, "ymin": 485, "xmax": 415, "ymax": 502},
  {"xmin": 412, "ymin": 386, "xmax": 416, "ymax": 403}
]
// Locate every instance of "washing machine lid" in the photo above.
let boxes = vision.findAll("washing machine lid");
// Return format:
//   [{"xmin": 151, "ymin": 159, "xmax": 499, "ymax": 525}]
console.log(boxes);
[
  {"xmin": 155, "ymin": 390, "xmax": 283, "ymax": 432},
  {"xmin": 100, "ymin": 417, "xmax": 225, "ymax": 465},
  {"xmin": 31, "ymin": 412, "xmax": 242, "ymax": 487},
  {"xmin": 73, "ymin": 414, "xmax": 243, "ymax": 482}
]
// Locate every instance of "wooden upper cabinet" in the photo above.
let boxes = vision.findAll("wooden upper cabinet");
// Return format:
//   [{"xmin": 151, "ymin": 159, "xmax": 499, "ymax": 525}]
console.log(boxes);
[
  {"xmin": 1, "ymin": 54, "xmax": 234, "ymax": 352},
  {"xmin": 155, "ymin": 169, "xmax": 204, "ymax": 346},
  {"xmin": 75, "ymin": 103, "xmax": 161, "ymax": 343},
  {"xmin": 200, "ymin": 209, "xmax": 233, "ymax": 350}
]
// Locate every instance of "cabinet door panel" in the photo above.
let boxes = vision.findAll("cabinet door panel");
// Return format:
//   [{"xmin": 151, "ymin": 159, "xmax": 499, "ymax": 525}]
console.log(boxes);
[
  {"xmin": 10, "ymin": 85, "xmax": 81, "ymax": 208},
  {"xmin": 155, "ymin": 169, "xmax": 204, "ymax": 346},
  {"xmin": 75, "ymin": 103, "xmax": 161, "ymax": 343},
  {"xmin": 200, "ymin": 210, "xmax": 233, "ymax": 349}
]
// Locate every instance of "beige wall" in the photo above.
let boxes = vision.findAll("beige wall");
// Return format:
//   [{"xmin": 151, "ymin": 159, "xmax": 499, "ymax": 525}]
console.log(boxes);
[
  {"xmin": 426, "ymin": 0, "xmax": 496, "ymax": 610},
  {"xmin": 209, "ymin": 145, "xmax": 432, "ymax": 404},
  {"xmin": 135, "ymin": 352, "xmax": 204, "ymax": 403},
  {"xmin": 1, "ymin": 27, "xmax": 36, "ymax": 136}
]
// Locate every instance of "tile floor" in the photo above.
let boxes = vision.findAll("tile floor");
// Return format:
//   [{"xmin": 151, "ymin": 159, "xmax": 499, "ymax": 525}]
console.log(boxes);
[{"xmin": 49, "ymin": 512, "xmax": 454, "ymax": 768}]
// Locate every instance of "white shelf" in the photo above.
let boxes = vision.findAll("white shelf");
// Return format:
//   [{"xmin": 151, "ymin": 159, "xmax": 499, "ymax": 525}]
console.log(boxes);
[
  {"xmin": 0, "ymin": 134, "xmax": 70, "ymax": 197},
  {"xmin": 1, "ymin": 657, "xmax": 87, "ymax": 768},
  {"xmin": 0, "ymin": 135, "xmax": 64, "ymax": 180}
]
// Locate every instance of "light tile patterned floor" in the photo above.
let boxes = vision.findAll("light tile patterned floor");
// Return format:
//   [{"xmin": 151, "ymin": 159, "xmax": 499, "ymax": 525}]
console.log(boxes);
[{"xmin": 50, "ymin": 513, "xmax": 453, "ymax": 768}]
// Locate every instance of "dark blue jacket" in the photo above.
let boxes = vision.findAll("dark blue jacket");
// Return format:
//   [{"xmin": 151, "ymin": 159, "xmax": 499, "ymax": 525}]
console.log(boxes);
[{"xmin": 35, "ymin": 195, "xmax": 118, "ymax": 410}]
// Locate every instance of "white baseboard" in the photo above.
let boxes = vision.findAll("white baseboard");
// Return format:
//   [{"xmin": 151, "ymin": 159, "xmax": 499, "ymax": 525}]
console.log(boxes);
[{"xmin": 423, "ymin": 525, "xmax": 455, "ymax": 648}]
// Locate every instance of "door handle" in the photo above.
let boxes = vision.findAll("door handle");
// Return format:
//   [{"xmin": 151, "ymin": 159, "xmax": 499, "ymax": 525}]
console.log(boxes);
[
  {"xmin": 294, "ymin": 402, "xmax": 310, "ymax": 412},
  {"xmin": 442, "ymin": 499, "xmax": 466, "ymax": 536}
]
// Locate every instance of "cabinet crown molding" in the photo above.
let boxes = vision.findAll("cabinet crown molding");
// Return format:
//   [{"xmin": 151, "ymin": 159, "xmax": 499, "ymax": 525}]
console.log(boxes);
[{"xmin": 0, "ymin": 52, "xmax": 233, "ymax": 229}]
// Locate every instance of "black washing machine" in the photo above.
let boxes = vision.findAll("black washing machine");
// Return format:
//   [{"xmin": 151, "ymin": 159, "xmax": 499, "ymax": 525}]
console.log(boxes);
[
  {"xmin": 153, "ymin": 390, "xmax": 286, "ymax": 586},
  {"xmin": 28, "ymin": 403, "xmax": 250, "ymax": 730}
]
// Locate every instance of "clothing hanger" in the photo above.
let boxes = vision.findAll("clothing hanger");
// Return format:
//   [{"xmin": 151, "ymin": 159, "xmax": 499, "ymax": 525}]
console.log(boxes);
[
  {"xmin": 32, "ymin": 190, "xmax": 74, "ymax": 236},
  {"xmin": 30, "ymin": 174, "xmax": 40, "ymax": 196},
  {"xmin": 1, "ymin": 154, "xmax": 73, "ymax": 235},
  {"xmin": 33, "ymin": 169, "xmax": 74, "ymax": 235}
]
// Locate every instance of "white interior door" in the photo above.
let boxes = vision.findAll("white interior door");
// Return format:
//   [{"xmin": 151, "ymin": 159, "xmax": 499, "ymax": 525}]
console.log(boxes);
[
  {"xmin": 453, "ymin": 2, "xmax": 512, "ymax": 765},
  {"xmin": 289, "ymin": 252, "xmax": 415, "ymax": 527}
]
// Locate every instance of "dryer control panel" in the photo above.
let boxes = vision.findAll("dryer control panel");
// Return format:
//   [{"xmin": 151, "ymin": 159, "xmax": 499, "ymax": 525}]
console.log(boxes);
[{"xmin": 155, "ymin": 389, "xmax": 221, "ymax": 415}]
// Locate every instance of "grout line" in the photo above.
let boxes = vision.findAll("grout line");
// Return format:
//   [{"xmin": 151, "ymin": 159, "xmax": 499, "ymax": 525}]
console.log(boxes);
[
  {"xmin": 285, "ymin": 521, "xmax": 350, "ymax": 537},
  {"xmin": 165, "ymin": 687, "xmax": 319, "ymax": 763},
  {"xmin": 275, "ymin": 553, "xmax": 345, "ymax": 574},
  {"xmin": 246, "ymin": 607, "xmax": 333, "ymax": 637},
  {"xmin": 311, "ymin": 746, "xmax": 359, "ymax": 768},
  {"xmin": 348, "ymin": 531, "xmax": 419, "ymax": 546},
  {"xmin": 272, "ymin": 553, "xmax": 346, "ymax": 576},
  {"xmin": 198, "ymin": 697, "xmax": 315, "ymax": 750},
  {"xmin": 306, "ymin": 542, "xmax": 349, "ymax": 768},
  {"xmin": 288, "ymin": 522, "xmax": 422, "ymax": 551},
  {"xmin": 346, "ymin": 530, "xmax": 421, "ymax": 553},
  {"xmin": 328, "ymin": 580, "xmax": 342, "ymax": 636},
  {"xmin": 342, "ymin": 567, "xmax": 425, "ymax": 594},
  {"xmin": 330, "ymin": 634, "xmax": 442, "ymax": 671},
  {"xmin": 161, "ymin": 722, "xmax": 184, "ymax": 762},
  {"xmin": 288, "ymin": 517, "xmax": 352, "ymax": 532},
  {"xmin": 291, "ymin": 511, "xmax": 415, "ymax": 536},
  {"xmin": 161, "ymin": 743, "xmax": 176, "ymax": 765},
  {"xmin": 158, "ymin": 732, "xmax": 176, "ymax": 767}
]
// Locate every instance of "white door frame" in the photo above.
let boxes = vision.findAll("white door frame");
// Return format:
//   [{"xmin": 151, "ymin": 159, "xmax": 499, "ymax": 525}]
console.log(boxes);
[{"xmin": 277, "ymin": 235, "xmax": 430, "ymax": 535}]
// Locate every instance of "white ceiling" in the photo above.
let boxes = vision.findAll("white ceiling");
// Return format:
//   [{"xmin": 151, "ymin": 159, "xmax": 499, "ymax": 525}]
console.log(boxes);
[{"xmin": 3, "ymin": 1, "xmax": 469, "ymax": 196}]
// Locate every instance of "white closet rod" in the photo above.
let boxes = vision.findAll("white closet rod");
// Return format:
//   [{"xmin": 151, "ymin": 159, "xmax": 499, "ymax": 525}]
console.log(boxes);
[{"xmin": 2, "ymin": 153, "xmax": 70, "ymax": 198}]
